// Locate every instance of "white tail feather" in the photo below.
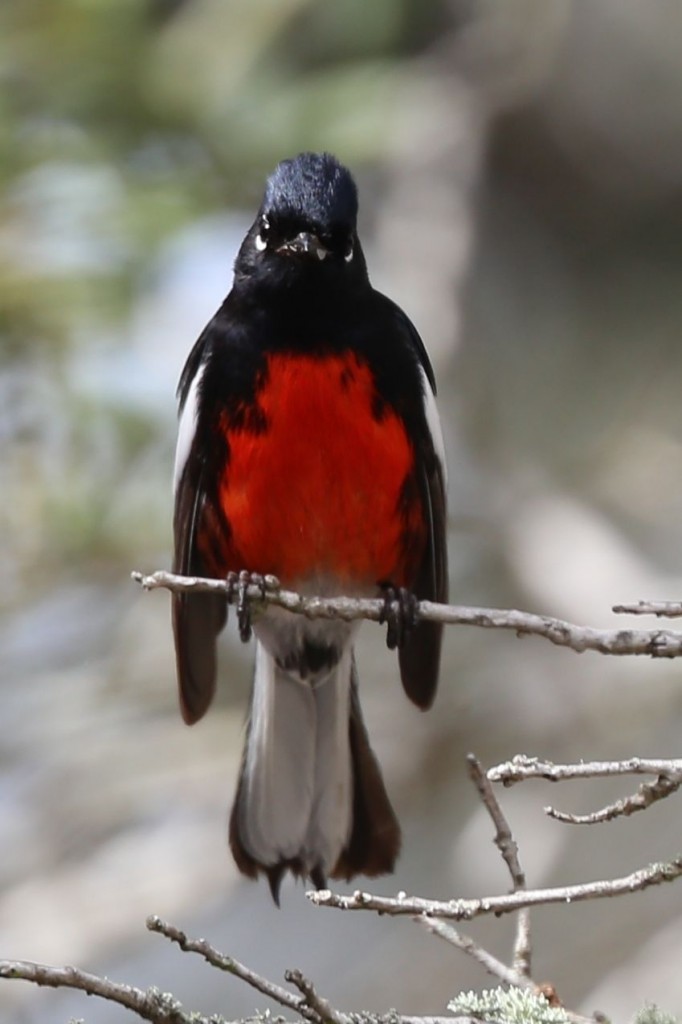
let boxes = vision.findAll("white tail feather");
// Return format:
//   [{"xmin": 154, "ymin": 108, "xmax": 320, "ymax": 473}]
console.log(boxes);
[
  {"xmin": 238, "ymin": 641, "xmax": 352, "ymax": 875},
  {"xmin": 304, "ymin": 644, "xmax": 353, "ymax": 868}
]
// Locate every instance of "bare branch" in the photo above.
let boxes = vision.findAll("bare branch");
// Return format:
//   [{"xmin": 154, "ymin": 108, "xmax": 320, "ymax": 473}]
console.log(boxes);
[
  {"xmin": 1, "ymin": 937, "xmax": 470, "ymax": 1024},
  {"xmin": 468, "ymin": 755, "xmax": 527, "ymax": 891},
  {"xmin": 285, "ymin": 969, "xmax": 345, "ymax": 1024},
  {"xmin": 309, "ymin": 856, "xmax": 682, "ymax": 919},
  {"xmin": 487, "ymin": 755, "xmax": 682, "ymax": 786},
  {"xmin": 420, "ymin": 917, "xmax": 532, "ymax": 989},
  {"xmin": 514, "ymin": 911, "xmax": 532, "ymax": 976},
  {"xmin": 415, "ymin": 758, "xmax": 602, "ymax": 1024},
  {"xmin": 545, "ymin": 773, "xmax": 682, "ymax": 825},
  {"xmin": 466, "ymin": 755, "xmax": 531, "ymax": 977},
  {"xmin": 419, "ymin": 927, "xmax": 595, "ymax": 1024},
  {"xmin": 146, "ymin": 915, "xmax": 310, "ymax": 1019},
  {"xmin": 0, "ymin": 959, "xmax": 189, "ymax": 1024},
  {"xmin": 613, "ymin": 600, "xmax": 682, "ymax": 618},
  {"xmin": 145, "ymin": 917, "xmax": 465, "ymax": 1024},
  {"xmin": 417, "ymin": 758, "xmax": 598, "ymax": 1024},
  {"xmin": 133, "ymin": 569, "xmax": 682, "ymax": 659}
]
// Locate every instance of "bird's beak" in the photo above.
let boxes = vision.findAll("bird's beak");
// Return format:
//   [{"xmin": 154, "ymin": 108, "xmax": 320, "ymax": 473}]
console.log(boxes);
[{"xmin": 277, "ymin": 232, "xmax": 329, "ymax": 261}]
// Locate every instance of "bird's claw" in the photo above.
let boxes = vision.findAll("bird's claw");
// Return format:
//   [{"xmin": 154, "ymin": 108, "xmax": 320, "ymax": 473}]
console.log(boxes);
[
  {"xmin": 378, "ymin": 583, "xmax": 419, "ymax": 650},
  {"xmin": 226, "ymin": 570, "xmax": 274, "ymax": 642}
]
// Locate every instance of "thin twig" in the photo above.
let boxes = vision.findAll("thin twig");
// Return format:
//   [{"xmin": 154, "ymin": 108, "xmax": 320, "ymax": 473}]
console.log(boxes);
[
  {"xmin": 309, "ymin": 856, "xmax": 682, "ymax": 918},
  {"xmin": 419, "ymin": 917, "xmax": 532, "ymax": 988},
  {"xmin": 146, "ymin": 917, "xmax": 463, "ymax": 1024},
  {"xmin": 0, "ymin": 953, "xmax": 471, "ymax": 1024},
  {"xmin": 613, "ymin": 600, "xmax": 682, "ymax": 618},
  {"xmin": 466, "ymin": 755, "xmax": 531, "ymax": 977},
  {"xmin": 467, "ymin": 756, "xmax": 527, "ymax": 891},
  {"xmin": 147, "ymin": 915, "xmax": 310, "ymax": 1019},
  {"xmin": 0, "ymin": 959, "xmax": 189, "ymax": 1024},
  {"xmin": 133, "ymin": 570, "xmax": 682, "ymax": 659},
  {"xmin": 545, "ymin": 773, "xmax": 682, "ymax": 825},
  {"xmin": 418, "ymin": 925, "xmax": 594, "ymax": 1024},
  {"xmin": 487, "ymin": 755, "xmax": 682, "ymax": 786},
  {"xmin": 284, "ymin": 969, "xmax": 345, "ymax": 1024}
]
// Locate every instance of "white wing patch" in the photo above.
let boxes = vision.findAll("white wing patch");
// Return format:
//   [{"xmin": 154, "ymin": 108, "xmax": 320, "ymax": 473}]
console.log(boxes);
[
  {"xmin": 418, "ymin": 364, "xmax": 447, "ymax": 488},
  {"xmin": 173, "ymin": 362, "xmax": 205, "ymax": 494}
]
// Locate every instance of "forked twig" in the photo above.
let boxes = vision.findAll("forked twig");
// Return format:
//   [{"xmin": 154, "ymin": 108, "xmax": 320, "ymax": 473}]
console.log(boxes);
[
  {"xmin": 487, "ymin": 755, "xmax": 682, "ymax": 826},
  {"xmin": 487, "ymin": 755, "xmax": 682, "ymax": 785},
  {"xmin": 466, "ymin": 754, "xmax": 531, "ymax": 977},
  {"xmin": 146, "ymin": 916, "xmax": 461, "ymax": 1024},
  {"xmin": 146, "ymin": 915, "xmax": 310, "ymax": 1017},
  {"xmin": 545, "ymin": 773, "xmax": 682, "ymax": 825},
  {"xmin": 420, "ymin": 917, "xmax": 533, "ymax": 989}
]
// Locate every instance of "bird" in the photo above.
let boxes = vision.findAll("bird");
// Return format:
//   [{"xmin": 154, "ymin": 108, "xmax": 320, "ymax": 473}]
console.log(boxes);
[{"xmin": 171, "ymin": 151, "xmax": 448, "ymax": 902}]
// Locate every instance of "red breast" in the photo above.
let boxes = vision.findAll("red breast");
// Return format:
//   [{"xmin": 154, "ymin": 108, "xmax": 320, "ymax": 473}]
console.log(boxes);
[{"xmin": 199, "ymin": 351, "xmax": 426, "ymax": 589}]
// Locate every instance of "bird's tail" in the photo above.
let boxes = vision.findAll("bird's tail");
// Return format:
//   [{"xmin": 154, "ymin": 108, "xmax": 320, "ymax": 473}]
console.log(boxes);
[{"xmin": 229, "ymin": 641, "xmax": 400, "ymax": 902}]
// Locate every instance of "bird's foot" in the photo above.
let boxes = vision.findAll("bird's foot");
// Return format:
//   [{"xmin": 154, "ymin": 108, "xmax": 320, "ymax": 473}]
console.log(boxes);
[
  {"xmin": 226, "ymin": 571, "xmax": 278, "ymax": 642},
  {"xmin": 378, "ymin": 582, "xmax": 419, "ymax": 650}
]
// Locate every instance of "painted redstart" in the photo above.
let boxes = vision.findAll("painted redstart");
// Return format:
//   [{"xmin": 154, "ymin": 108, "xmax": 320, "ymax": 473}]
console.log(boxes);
[{"xmin": 172, "ymin": 152, "xmax": 448, "ymax": 901}]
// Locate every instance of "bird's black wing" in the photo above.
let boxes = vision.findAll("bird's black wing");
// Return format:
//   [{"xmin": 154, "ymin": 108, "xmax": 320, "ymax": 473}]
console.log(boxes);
[
  {"xmin": 377, "ymin": 294, "xmax": 449, "ymax": 710},
  {"xmin": 400, "ymin": 446, "xmax": 448, "ymax": 709},
  {"xmin": 172, "ymin": 324, "xmax": 228, "ymax": 725}
]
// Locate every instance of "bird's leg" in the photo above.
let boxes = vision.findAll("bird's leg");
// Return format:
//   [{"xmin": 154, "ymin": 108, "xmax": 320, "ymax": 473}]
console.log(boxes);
[
  {"xmin": 225, "ymin": 570, "xmax": 271, "ymax": 642},
  {"xmin": 378, "ymin": 582, "xmax": 419, "ymax": 650}
]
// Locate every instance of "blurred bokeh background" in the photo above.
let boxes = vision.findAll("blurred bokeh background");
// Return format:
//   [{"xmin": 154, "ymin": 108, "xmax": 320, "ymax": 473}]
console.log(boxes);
[{"xmin": 3, "ymin": 1, "xmax": 682, "ymax": 1021}]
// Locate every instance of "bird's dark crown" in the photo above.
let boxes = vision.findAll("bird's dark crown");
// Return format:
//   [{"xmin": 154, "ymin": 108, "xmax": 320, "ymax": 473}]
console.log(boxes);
[
  {"xmin": 233, "ymin": 152, "xmax": 367, "ymax": 295},
  {"xmin": 263, "ymin": 152, "xmax": 358, "ymax": 234}
]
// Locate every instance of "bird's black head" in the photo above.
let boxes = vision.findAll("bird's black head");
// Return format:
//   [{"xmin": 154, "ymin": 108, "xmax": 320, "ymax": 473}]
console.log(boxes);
[{"xmin": 235, "ymin": 153, "xmax": 368, "ymax": 289}]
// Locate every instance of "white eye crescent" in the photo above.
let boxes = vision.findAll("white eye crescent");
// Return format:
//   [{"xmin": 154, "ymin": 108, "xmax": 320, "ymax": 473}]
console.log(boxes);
[
  {"xmin": 255, "ymin": 216, "xmax": 270, "ymax": 252},
  {"xmin": 344, "ymin": 244, "xmax": 353, "ymax": 263}
]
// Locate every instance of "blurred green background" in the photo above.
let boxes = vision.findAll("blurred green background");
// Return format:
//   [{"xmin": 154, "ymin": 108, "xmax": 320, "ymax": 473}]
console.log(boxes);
[{"xmin": 3, "ymin": 2, "xmax": 682, "ymax": 1021}]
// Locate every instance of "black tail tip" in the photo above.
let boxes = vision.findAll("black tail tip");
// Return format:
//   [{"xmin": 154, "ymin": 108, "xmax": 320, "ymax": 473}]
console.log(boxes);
[
  {"xmin": 310, "ymin": 864, "xmax": 328, "ymax": 891},
  {"xmin": 266, "ymin": 865, "xmax": 285, "ymax": 906},
  {"xmin": 265, "ymin": 861, "xmax": 328, "ymax": 904}
]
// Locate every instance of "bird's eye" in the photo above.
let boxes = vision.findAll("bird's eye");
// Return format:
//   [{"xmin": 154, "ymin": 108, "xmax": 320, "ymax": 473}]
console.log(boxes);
[
  {"xmin": 344, "ymin": 242, "xmax": 353, "ymax": 263},
  {"xmin": 255, "ymin": 216, "xmax": 270, "ymax": 252}
]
